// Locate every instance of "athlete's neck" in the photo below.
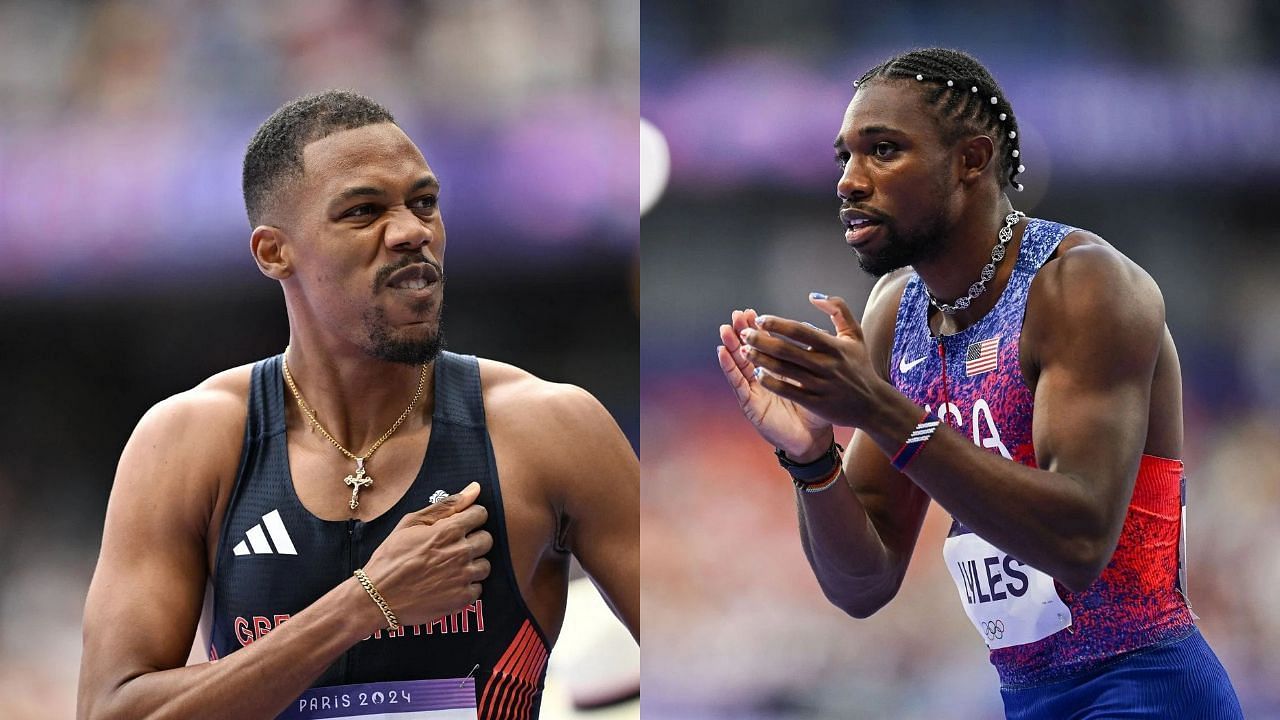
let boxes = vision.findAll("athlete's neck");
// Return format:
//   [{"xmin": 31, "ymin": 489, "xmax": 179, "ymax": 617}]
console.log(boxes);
[
  {"xmin": 914, "ymin": 195, "xmax": 1023, "ymax": 335},
  {"xmin": 281, "ymin": 336, "xmax": 435, "ymax": 453}
]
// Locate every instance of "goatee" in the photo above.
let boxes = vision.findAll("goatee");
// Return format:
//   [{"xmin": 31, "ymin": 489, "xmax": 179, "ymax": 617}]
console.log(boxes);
[
  {"xmin": 853, "ymin": 211, "xmax": 949, "ymax": 277},
  {"xmin": 363, "ymin": 303, "xmax": 446, "ymax": 365}
]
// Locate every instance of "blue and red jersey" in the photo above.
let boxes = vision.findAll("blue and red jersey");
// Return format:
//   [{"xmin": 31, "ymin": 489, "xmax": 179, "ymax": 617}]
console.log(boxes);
[{"xmin": 888, "ymin": 218, "xmax": 1195, "ymax": 686}]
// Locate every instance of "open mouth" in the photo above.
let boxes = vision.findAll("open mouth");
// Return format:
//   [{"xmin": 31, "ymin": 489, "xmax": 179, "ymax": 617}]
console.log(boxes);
[
  {"xmin": 384, "ymin": 262, "xmax": 442, "ymax": 293},
  {"xmin": 390, "ymin": 277, "xmax": 434, "ymax": 291},
  {"xmin": 840, "ymin": 210, "xmax": 883, "ymax": 247}
]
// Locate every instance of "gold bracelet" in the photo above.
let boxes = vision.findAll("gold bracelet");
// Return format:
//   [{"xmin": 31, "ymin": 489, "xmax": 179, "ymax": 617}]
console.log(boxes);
[{"xmin": 353, "ymin": 568, "xmax": 399, "ymax": 631}]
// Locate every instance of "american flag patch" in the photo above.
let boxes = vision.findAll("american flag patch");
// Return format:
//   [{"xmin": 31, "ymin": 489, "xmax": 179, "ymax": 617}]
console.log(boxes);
[{"xmin": 965, "ymin": 336, "xmax": 1000, "ymax": 376}]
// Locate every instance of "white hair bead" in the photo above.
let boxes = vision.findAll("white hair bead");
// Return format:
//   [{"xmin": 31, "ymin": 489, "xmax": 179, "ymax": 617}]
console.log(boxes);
[
  {"xmin": 1014, "ymin": 182, "xmax": 1024, "ymax": 191},
  {"xmin": 1017, "ymin": 164, "xmax": 1026, "ymax": 172},
  {"xmin": 916, "ymin": 74, "xmax": 924, "ymax": 81},
  {"xmin": 1008, "ymin": 131, "xmax": 1017, "ymax": 139},
  {"xmin": 999, "ymin": 113, "xmax": 1007, "ymax": 121},
  {"xmin": 946, "ymin": 80, "xmax": 954, "ymax": 87},
  {"xmin": 971, "ymin": 86, "xmax": 978, "ymax": 92},
  {"xmin": 991, "ymin": 96, "xmax": 998, "ymax": 104},
  {"xmin": 1012, "ymin": 149, "xmax": 1019, "ymax": 157}
]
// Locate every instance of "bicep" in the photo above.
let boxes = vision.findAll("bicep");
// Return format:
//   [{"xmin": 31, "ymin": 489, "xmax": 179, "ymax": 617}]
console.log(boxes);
[
  {"xmin": 1029, "ymin": 248, "xmax": 1165, "ymax": 525},
  {"xmin": 1032, "ymin": 358, "xmax": 1153, "ymax": 478},
  {"xmin": 80, "ymin": 405, "xmax": 220, "ymax": 704},
  {"xmin": 1030, "ymin": 347, "xmax": 1155, "ymax": 530},
  {"xmin": 558, "ymin": 396, "xmax": 638, "ymax": 640}
]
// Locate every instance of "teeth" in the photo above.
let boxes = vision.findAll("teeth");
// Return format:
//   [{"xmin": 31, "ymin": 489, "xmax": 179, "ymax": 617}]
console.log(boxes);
[{"xmin": 394, "ymin": 278, "xmax": 429, "ymax": 290}]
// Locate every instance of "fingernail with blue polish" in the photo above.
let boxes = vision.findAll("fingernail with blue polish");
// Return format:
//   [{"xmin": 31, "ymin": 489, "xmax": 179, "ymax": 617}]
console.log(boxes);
[
  {"xmin": 810, "ymin": 292, "xmax": 828, "ymax": 300},
  {"xmin": 756, "ymin": 315, "xmax": 772, "ymax": 326},
  {"xmin": 753, "ymin": 367, "xmax": 763, "ymax": 380}
]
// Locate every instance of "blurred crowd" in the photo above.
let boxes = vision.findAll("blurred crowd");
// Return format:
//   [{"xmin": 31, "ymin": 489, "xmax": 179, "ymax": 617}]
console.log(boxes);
[
  {"xmin": 1, "ymin": 0, "xmax": 637, "ymax": 125},
  {"xmin": 0, "ymin": 0, "xmax": 640, "ymax": 291}
]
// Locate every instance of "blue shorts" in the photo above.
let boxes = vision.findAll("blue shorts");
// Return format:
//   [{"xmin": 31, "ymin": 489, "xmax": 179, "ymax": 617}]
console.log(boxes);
[{"xmin": 999, "ymin": 628, "xmax": 1242, "ymax": 719}]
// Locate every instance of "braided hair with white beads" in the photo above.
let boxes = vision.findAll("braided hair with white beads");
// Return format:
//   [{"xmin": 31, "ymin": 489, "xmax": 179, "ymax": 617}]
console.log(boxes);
[{"xmin": 855, "ymin": 48, "xmax": 1025, "ymax": 191}]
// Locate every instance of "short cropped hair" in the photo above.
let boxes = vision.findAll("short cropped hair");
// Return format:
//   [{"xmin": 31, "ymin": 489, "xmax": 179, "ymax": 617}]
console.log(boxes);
[{"xmin": 242, "ymin": 90, "xmax": 396, "ymax": 226}]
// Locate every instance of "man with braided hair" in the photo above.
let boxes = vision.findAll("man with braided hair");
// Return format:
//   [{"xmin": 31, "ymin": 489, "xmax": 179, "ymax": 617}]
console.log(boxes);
[{"xmin": 719, "ymin": 48, "xmax": 1241, "ymax": 718}]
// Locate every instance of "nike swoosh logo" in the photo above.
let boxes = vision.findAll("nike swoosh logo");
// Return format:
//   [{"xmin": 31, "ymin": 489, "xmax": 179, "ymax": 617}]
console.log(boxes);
[{"xmin": 899, "ymin": 355, "xmax": 927, "ymax": 373}]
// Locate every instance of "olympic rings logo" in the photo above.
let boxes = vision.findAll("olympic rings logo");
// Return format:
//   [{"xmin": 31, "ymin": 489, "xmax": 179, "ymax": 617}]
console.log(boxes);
[{"xmin": 982, "ymin": 619, "xmax": 1005, "ymax": 641}]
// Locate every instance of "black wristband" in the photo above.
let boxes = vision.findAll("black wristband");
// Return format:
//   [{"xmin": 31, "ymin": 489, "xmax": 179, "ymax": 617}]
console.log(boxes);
[{"xmin": 776, "ymin": 441, "xmax": 844, "ymax": 483}]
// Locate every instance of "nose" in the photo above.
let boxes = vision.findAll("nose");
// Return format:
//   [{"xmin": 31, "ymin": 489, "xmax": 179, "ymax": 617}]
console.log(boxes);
[
  {"xmin": 836, "ymin": 158, "xmax": 871, "ymax": 203},
  {"xmin": 383, "ymin": 207, "xmax": 433, "ymax": 252}
]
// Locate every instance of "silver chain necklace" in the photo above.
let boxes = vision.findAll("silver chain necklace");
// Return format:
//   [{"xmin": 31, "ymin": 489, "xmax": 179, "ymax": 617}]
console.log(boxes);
[{"xmin": 927, "ymin": 210, "xmax": 1025, "ymax": 315}]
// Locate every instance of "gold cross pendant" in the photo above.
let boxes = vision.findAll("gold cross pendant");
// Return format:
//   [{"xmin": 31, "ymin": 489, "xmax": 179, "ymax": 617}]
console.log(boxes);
[{"xmin": 344, "ymin": 457, "xmax": 374, "ymax": 510}]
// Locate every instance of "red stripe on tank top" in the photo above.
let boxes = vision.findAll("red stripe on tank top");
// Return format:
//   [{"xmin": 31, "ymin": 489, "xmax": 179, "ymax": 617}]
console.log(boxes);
[
  {"xmin": 478, "ymin": 621, "xmax": 530, "ymax": 713},
  {"xmin": 479, "ymin": 620, "xmax": 547, "ymax": 720},
  {"xmin": 513, "ymin": 638, "xmax": 549, "ymax": 719},
  {"xmin": 1129, "ymin": 454, "xmax": 1182, "ymax": 517},
  {"xmin": 497, "ymin": 626, "xmax": 542, "ymax": 720}
]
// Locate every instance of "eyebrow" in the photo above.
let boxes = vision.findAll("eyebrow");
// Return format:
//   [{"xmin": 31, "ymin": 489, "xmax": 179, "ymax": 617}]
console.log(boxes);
[
  {"xmin": 409, "ymin": 175, "xmax": 440, "ymax": 193},
  {"xmin": 331, "ymin": 175, "xmax": 440, "ymax": 204},
  {"xmin": 833, "ymin": 125, "xmax": 906, "ymax": 148}
]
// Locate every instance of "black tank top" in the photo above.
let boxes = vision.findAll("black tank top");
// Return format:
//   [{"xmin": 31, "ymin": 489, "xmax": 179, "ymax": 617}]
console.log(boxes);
[{"xmin": 203, "ymin": 352, "xmax": 551, "ymax": 720}]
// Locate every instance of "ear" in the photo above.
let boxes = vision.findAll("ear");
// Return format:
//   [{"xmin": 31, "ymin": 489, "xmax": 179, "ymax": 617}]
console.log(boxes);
[
  {"xmin": 250, "ymin": 225, "xmax": 293, "ymax": 280},
  {"xmin": 957, "ymin": 135, "xmax": 996, "ymax": 186}
]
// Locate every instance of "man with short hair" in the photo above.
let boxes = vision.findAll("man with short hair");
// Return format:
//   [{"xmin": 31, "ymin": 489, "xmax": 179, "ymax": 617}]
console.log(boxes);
[
  {"xmin": 79, "ymin": 90, "xmax": 638, "ymax": 720},
  {"xmin": 719, "ymin": 48, "xmax": 1241, "ymax": 718}
]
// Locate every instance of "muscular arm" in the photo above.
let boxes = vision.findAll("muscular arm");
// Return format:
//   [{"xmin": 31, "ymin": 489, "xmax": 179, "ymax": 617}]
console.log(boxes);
[
  {"xmin": 793, "ymin": 274, "xmax": 932, "ymax": 617},
  {"xmin": 718, "ymin": 276, "xmax": 930, "ymax": 618},
  {"xmin": 78, "ymin": 390, "xmax": 384, "ymax": 720},
  {"xmin": 548, "ymin": 387, "xmax": 639, "ymax": 641},
  {"xmin": 489, "ymin": 366, "xmax": 639, "ymax": 641},
  {"xmin": 752, "ymin": 244, "xmax": 1164, "ymax": 597},
  {"xmin": 482, "ymin": 360, "xmax": 637, "ymax": 644},
  {"xmin": 868, "ymin": 245, "xmax": 1165, "ymax": 592},
  {"xmin": 79, "ymin": 385, "xmax": 489, "ymax": 719},
  {"xmin": 795, "ymin": 431, "xmax": 933, "ymax": 616}
]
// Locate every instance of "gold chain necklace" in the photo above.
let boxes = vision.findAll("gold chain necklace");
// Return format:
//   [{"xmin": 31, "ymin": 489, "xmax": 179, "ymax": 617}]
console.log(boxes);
[{"xmin": 281, "ymin": 347, "xmax": 428, "ymax": 510}]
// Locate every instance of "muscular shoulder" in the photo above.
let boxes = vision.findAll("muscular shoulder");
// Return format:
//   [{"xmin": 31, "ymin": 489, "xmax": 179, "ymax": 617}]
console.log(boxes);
[
  {"xmin": 477, "ymin": 358, "xmax": 616, "ymax": 446},
  {"xmin": 477, "ymin": 358, "xmax": 629, "ymax": 495},
  {"xmin": 1027, "ymin": 230, "xmax": 1165, "ymax": 375},
  {"xmin": 119, "ymin": 364, "xmax": 252, "ymax": 516},
  {"xmin": 1035, "ymin": 230, "xmax": 1164, "ymax": 326},
  {"xmin": 110, "ymin": 363, "xmax": 254, "ymax": 543},
  {"xmin": 134, "ymin": 364, "xmax": 251, "ymax": 453}
]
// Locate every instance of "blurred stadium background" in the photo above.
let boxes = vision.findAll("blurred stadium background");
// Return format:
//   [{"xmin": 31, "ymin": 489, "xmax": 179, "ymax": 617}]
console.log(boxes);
[
  {"xmin": 642, "ymin": 1, "xmax": 1280, "ymax": 718},
  {"xmin": 0, "ymin": 1, "xmax": 637, "ymax": 718}
]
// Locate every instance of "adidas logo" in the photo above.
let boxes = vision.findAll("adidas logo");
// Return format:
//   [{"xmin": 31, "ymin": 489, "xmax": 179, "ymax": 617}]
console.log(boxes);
[{"xmin": 232, "ymin": 509, "xmax": 297, "ymax": 557}]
